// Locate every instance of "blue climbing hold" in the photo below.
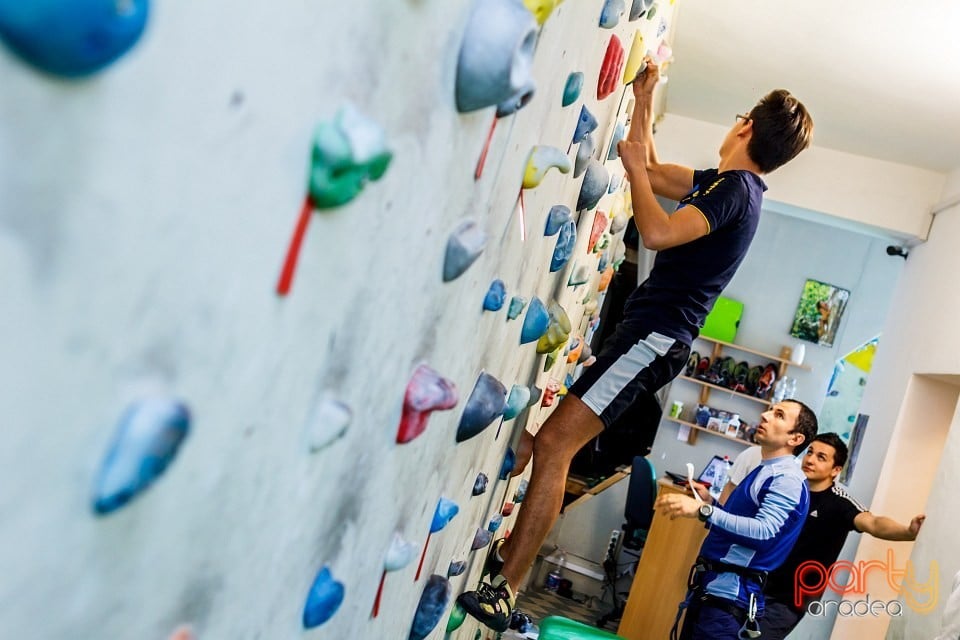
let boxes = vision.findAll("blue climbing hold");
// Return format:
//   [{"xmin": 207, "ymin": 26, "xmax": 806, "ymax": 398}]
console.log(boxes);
[
  {"xmin": 409, "ymin": 574, "xmax": 451, "ymax": 640},
  {"xmin": 487, "ymin": 514, "xmax": 503, "ymax": 533},
  {"xmin": 608, "ymin": 174, "xmax": 622, "ymax": 193},
  {"xmin": 574, "ymin": 133, "xmax": 596, "ymax": 178},
  {"xmin": 572, "ymin": 105, "xmax": 598, "ymax": 144},
  {"xmin": 0, "ymin": 0, "xmax": 149, "ymax": 78},
  {"xmin": 443, "ymin": 220, "xmax": 487, "ymax": 282},
  {"xmin": 515, "ymin": 479, "xmax": 529, "ymax": 503},
  {"xmin": 562, "ymin": 72, "xmax": 583, "ymax": 107},
  {"xmin": 520, "ymin": 297, "xmax": 550, "ymax": 344},
  {"xmin": 454, "ymin": 0, "xmax": 537, "ymax": 113},
  {"xmin": 431, "ymin": 497, "xmax": 460, "ymax": 533},
  {"xmin": 506, "ymin": 296, "xmax": 528, "ymax": 320},
  {"xmin": 599, "ymin": 0, "xmax": 625, "ymax": 28},
  {"xmin": 448, "ymin": 560, "xmax": 467, "ymax": 577},
  {"xmin": 92, "ymin": 397, "xmax": 190, "ymax": 516},
  {"xmin": 472, "ymin": 527, "xmax": 494, "ymax": 550},
  {"xmin": 551, "ymin": 221, "xmax": 577, "ymax": 272},
  {"xmin": 503, "ymin": 385, "xmax": 532, "ymax": 420},
  {"xmin": 456, "ymin": 372, "xmax": 507, "ymax": 443},
  {"xmin": 529, "ymin": 385, "xmax": 543, "ymax": 406},
  {"xmin": 500, "ymin": 447, "xmax": 516, "ymax": 480},
  {"xmin": 598, "ymin": 252, "xmax": 610, "ymax": 272},
  {"xmin": 607, "ymin": 122, "xmax": 626, "ymax": 160},
  {"xmin": 473, "ymin": 472, "xmax": 489, "ymax": 496},
  {"xmin": 483, "ymin": 279, "xmax": 507, "ymax": 312},
  {"xmin": 577, "ymin": 161, "xmax": 610, "ymax": 211},
  {"xmin": 544, "ymin": 205, "xmax": 573, "ymax": 236},
  {"xmin": 302, "ymin": 565, "xmax": 345, "ymax": 629}
]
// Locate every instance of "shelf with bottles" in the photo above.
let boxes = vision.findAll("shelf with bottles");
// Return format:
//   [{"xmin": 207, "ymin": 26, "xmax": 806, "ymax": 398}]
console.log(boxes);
[
  {"xmin": 667, "ymin": 337, "xmax": 806, "ymax": 446},
  {"xmin": 663, "ymin": 417, "xmax": 753, "ymax": 447}
]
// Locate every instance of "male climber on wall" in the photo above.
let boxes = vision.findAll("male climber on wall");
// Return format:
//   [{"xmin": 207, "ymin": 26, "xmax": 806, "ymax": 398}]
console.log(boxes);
[{"xmin": 458, "ymin": 58, "xmax": 815, "ymax": 631}]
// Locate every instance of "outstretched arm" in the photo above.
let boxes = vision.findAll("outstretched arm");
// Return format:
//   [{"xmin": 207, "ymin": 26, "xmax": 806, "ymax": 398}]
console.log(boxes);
[
  {"xmin": 855, "ymin": 512, "xmax": 925, "ymax": 541},
  {"xmin": 626, "ymin": 58, "xmax": 694, "ymax": 201}
]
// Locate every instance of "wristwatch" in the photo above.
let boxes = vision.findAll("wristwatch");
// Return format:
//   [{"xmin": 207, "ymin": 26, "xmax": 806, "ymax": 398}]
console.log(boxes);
[{"xmin": 698, "ymin": 504, "xmax": 714, "ymax": 522}]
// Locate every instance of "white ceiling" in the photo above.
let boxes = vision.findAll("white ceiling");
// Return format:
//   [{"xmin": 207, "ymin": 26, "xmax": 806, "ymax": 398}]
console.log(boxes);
[{"xmin": 665, "ymin": 0, "xmax": 960, "ymax": 173}]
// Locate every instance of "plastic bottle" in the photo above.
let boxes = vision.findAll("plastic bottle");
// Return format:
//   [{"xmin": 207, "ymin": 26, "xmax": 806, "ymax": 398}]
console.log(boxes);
[
  {"xmin": 727, "ymin": 414, "xmax": 741, "ymax": 438},
  {"xmin": 545, "ymin": 567, "xmax": 561, "ymax": 591},
  {"xmin": 545, "ymin": 549, "xmax": 565, "ymax": 591},
  {"xmin": 711, "ymin": 456, "xmax": 732, "ymax": 501},
  {"xmin": 784, "ymin": 377, "xmax": 798, "ymax": 400},
  {"xmin": 696, "ymin": 404, "xmax": 711, "ymax": 427},
  {"xmin": 772, "ymin": 377, "xmax": 788, "ymax": 404}
]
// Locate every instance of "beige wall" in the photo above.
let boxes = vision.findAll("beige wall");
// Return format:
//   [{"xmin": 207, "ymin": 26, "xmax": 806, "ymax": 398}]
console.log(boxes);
[
  {"xmin": 830, "ymin": 169, "xmax": 960, "ymax": 639},
  {"xmin": 655, "ymin": 114, "xmax": 946, "ymax": 240}
]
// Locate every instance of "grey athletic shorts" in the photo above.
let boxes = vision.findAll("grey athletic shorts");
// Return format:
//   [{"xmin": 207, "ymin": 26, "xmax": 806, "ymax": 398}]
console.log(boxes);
[{"xmin": 569, "ymin": 322, "xmax": 690, "ymax": 428}]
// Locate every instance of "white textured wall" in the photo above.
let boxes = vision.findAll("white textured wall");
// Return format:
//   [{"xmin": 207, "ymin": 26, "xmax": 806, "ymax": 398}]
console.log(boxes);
[{"xmin": 0, "ymin": 1, "xmax": 677, "ymax": 639}]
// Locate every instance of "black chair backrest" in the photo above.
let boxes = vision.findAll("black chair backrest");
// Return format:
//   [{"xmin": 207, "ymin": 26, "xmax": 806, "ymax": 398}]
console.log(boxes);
[{"xmin": 624, "ymin": 455, "xmax": 656, "ymax": 531}]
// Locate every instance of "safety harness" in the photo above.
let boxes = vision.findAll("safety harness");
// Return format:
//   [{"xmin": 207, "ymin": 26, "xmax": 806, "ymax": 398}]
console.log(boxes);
[{"xmin": 669, "ymin": 557, "xmax": 767, "ymax": 640}]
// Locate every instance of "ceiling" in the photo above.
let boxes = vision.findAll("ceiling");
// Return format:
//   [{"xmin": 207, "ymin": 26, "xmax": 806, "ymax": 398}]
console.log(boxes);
[{"xmin": 665, "ymin": 0, "xmax": 960, "ymax": 173}]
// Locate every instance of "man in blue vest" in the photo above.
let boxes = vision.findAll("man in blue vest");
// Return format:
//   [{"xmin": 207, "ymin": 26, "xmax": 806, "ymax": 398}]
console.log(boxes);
[{"xmin": 656, "ymin": 400, "xmax": 818, "ymax": 639}]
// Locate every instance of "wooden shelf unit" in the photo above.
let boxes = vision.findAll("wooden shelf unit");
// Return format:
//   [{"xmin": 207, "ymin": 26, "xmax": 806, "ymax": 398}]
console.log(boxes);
[
  {"xmin": 668, "ymin": 337, "xmax": 807, "ymax": 446},
  {"xmin": 663, "ymin": 417, "xmax": 753, "ymax": 447},
  {"xmin": 695, "ymin": 335, "xmax": 811, "ymax": 371},
  {"xmin": 677, "ymin": 375, "xmax": 772, "ymax": 407}
]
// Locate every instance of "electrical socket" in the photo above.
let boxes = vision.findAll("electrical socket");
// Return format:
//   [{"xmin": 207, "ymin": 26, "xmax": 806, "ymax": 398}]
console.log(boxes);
[{"xmin": 605, "ymin": 529, "xmax": 621, "ymax": 562}]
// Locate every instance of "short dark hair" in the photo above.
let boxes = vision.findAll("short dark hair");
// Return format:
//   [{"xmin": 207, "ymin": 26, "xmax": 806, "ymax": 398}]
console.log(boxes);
[
  {"xmin": 747, "ymin": 89, "xmax": 813, "ymax": 173},
  {"xmin": 784, "ymin": 399, "xmax": 818, "ymax": 456},
  {"xmin": 812, "ymin": 432, "xmax": 849, "ymax": 469}
]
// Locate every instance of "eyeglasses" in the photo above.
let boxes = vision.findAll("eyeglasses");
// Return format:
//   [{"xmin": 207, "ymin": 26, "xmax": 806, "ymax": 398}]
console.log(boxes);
[{"xmin": 735, "ymin": 113, "xmax": 751, "ymax": 124}]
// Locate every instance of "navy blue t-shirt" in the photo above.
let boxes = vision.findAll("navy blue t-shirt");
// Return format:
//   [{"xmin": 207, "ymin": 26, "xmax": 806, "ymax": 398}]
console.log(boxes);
[{"xmin": 623, "ymin": 168, "xmax": 766, "ymax": 344}]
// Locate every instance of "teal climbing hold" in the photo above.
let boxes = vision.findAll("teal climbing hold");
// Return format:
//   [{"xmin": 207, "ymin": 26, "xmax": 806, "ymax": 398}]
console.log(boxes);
[{"xmin": 562, "ymin": 72, "xmax": 584, "ymax": 107}]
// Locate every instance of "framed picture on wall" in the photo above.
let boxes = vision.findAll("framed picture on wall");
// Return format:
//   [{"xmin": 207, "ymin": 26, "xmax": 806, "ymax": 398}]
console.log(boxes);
[{"xmin": 789, "ymin": 278, "xmax": 851, "ymax": 347}]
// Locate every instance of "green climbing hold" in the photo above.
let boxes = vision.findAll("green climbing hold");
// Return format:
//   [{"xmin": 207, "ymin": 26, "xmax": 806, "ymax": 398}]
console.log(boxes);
[
  {"xmin": 308, "ymin": 104, "xmax": 392, "ymax": 209},
  {"xmin": 446, "ymin": 603, "xmax": 467, "ymax": 632}
]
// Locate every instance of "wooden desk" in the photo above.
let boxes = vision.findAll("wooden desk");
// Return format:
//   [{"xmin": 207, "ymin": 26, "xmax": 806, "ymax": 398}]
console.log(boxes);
[{"xmin": 617, "ymin": 479, "xmax": 708, "ymax": 640}]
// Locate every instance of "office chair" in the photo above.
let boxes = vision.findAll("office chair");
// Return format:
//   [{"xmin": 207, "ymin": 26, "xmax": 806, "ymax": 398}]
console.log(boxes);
[{"xmin": 596, "ymin": 455, "xmax": 656, "ymax": 630}]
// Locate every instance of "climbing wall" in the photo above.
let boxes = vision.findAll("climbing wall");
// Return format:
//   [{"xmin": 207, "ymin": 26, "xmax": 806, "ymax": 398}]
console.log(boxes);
[{"xmin": 0, "ymin": 0, "xmax": 678, "ymax": 638}]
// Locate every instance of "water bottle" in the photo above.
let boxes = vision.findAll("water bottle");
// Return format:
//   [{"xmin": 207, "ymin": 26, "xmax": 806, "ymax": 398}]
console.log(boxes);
[
  {"xmin": 711, "ymin": 456, "xmax": 732, "ymax": 501},
  {"xmin": 772, "ymin": 377, "xmax": 788, "ymax": 404},
  {"xmin": 545, "ymin": 568, "xmax": 561, "ymax": 591},
  {"xmin": 726, "ymin": 414, "xmax": 741, "ymax": 438},
  {"xmin": 784, "ymin": 377, "xmax": 798, "ymax": 400},
  {"xmin": 545, "ymin": 549, "xmax": 565, "ymax": 591}
]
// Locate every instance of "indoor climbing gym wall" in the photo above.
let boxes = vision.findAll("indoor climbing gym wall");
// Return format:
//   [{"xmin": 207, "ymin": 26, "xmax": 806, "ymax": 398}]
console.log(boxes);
[{"xmin": 0, "ymin": 0, "xmax": 678, "ymax": 638}]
